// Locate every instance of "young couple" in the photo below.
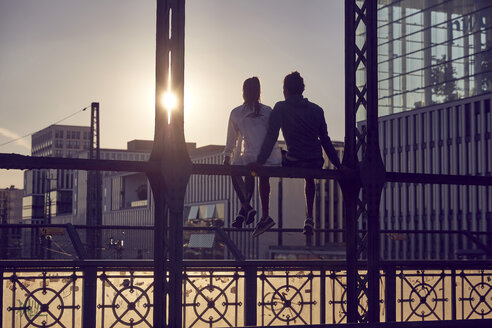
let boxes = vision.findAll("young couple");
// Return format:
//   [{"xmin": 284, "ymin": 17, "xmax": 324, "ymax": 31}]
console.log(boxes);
[{"xmin": 224, "ymin": 71, "xmax": 342, "ymax": 238}]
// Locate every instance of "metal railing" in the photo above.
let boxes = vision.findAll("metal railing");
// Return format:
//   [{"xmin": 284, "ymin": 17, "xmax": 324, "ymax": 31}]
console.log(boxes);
[{"xmin": 1, "ymin": 254, "xmax": 491, "ymax": 327}]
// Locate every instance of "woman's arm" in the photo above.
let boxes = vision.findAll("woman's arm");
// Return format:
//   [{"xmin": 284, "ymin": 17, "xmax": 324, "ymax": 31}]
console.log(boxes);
[{"xmin": 224, "ymin": 112, "xmax": 240, "ymax": 163}]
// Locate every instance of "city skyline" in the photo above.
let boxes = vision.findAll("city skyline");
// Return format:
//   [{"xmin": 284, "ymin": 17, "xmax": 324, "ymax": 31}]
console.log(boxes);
[{"xmin": 0, "ymin": 0, "xmax": 345, "ymax": 188}]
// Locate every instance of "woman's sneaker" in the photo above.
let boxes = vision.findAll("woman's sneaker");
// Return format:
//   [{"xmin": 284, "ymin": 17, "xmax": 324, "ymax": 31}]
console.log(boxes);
[
  {"xmin": 252, "ymin": 217, "xmax": 275, "ymax": 237},
  {"xmin": 244, "ymin": 206, "xmax": 257, "ymax": 225},
  {"xmin": 231, "ymin": 211, "xmax": 245, "ymax": 228},
  {"xmin": 232, "ymin": 204, "xmax": 256, "ymax": 228},
  {"xmin": 303, "ymin": 218, "xmax": 314, "ymax": 235}
]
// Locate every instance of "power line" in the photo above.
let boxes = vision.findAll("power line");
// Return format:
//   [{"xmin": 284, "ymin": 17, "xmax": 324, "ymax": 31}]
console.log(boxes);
[{"xmin": 0, "ymin": 106, "xmax": 89, "ymax": 148}]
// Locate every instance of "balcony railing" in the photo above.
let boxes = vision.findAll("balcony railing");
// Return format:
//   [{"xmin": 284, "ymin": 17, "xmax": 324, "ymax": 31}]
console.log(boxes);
[
  {"xmin": 1, "ymin": 260, "xmax": 492, "ymax": 327},
  {"xmin": 1, "ymin": 224, "xmax": 492, "ymax": 327}
]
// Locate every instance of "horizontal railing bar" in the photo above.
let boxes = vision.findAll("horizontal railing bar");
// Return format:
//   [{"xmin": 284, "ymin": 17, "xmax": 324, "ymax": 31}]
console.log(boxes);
[
  {"xmin": 0, "ymin": 259, "xmax": 347, "ymax": 269},
  {"xmin": 386, "ymin": 171, "xmax": 492, "ymax": 186},
  {"xmin": 4, "ymin": 224, "xmax": 492, "ymax": 235},
  {"xmin": 380, "ymin": 229, "xmax": 492, "ymax": 235},
  {"xmin": 2, "ymin": 224, "xmax": 492, "ymax": 236},
  {"xmin": 1, "ymin": 259, "xmax": 491, "ymax": 269},
  {"xmin": 192, "ymin": 163, "xmax": 342, "ymax": 179},
  {"xmin": 234, "ymin": 319, "xmax": 492, "ymax": 328},
  {"xmin": 0, "ymin": 153, "xmax": 153, "ymax": 172},
  {"xmin": 380, "ymin": 260, "xmax": 492, "ymax": 269},
  {"xmin": 2, "ymin": 153, "xmax": 491, "ymax": 186}
]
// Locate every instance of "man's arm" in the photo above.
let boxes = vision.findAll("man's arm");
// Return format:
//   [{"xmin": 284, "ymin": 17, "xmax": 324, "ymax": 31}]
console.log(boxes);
[
  {"xmin": 256, "ymin": 106, "xmax": 281, "ymax": 164},
  {"xmin": 319, "ymin": 113, "xmax": 342, "ymax": 168}
]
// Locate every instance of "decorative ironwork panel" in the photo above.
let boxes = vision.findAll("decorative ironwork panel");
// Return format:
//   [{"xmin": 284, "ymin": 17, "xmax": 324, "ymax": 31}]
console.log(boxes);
[
  {"xmin": 96, "ymin": 270, "xmax": 154, "ymax": 328},
  {"xmin": 257, "ymin": 269, "xmax": 321, "ymax": 326},
  {"xmin": 326, "ymin": 270, "xmax": 349, "ymax": 323},
  {"xmin": 396, "ymin": 270, "xmax": 452, "ymax": 321},
  {"xmin": 326, "ymin": 270, "xmax": 386, "ymax": 324},
  {"xmin": 3, "ymin": 271, "xmax": 82, "ymax": 328},
  {"xmin": 457, "ymin": 270, "xmax": 492, "ymax": 320},
  {"xmin": 183, "ymin": 270, "xmax": 244, "ymax": 328}
]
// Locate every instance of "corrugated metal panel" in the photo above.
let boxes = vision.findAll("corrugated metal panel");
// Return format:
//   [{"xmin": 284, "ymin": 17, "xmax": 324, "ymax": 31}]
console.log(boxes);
[{"xmin": 376, "ymin": 93, "xmax": 492, "ymax": 259}]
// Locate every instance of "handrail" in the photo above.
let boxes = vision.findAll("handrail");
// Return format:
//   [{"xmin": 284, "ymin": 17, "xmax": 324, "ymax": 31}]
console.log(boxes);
[
  {"xmin": 3, "ymin": 224, "xmax": 492, "ymax": 235},
  {"xmin": 2, "ymin": 153, "xmax": 492, "ymax": 186},
  {"xmin": 0, "ymin": 258, "xmax": 491, "ymax": 269}
]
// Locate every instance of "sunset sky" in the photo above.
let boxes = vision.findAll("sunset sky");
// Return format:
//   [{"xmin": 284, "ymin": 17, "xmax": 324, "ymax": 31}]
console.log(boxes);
[{"xmin": 0, "ymin": 0, "xmax": 345, "ymax": 188}]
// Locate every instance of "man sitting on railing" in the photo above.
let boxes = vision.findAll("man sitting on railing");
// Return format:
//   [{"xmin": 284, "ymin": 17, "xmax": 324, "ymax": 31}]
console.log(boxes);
[{"xmin": 249, "ymin": 71, "xmax": 342, "ymax": 237}]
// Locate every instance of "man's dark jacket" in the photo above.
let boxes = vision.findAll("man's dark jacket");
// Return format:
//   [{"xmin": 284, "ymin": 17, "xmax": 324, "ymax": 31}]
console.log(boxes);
[{"xmin": 256, "ymin": 94, "xmax": 341, "ymax": 168}]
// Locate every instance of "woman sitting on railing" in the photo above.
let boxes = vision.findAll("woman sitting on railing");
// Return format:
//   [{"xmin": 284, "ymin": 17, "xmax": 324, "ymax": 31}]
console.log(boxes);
[{"xmin": 223, "ymin": 76, "xmax": 282, "ymax": 237}]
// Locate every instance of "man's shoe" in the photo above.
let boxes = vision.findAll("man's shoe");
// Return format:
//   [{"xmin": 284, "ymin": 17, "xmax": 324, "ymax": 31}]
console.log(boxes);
[
  {"xmin": 231, "ymin": 214, "xmax": 245, "ymax": 228},
  {"xmin": 252, "ymin": 217, "xmax": 275, "ymax": 237},
  {"xmin": 303, "ymin": 218, "xmax": 314, "ymax": 236}
]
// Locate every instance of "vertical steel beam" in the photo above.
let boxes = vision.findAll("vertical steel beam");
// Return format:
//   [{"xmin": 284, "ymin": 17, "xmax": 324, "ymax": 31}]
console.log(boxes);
[
  {"xmin": 0, "ymin": 267, "xmax": 3, "ymax": 325},
  {"xmin": 244, "ymin": 267, "xmax": 257, "ymax": 326},
  {"xmin": 362, "ymin": 0, "xmax": 385, "ymax": 323},
  {"xmin": 320, "ymin": 268, "xmax": 326, "ymax": 324},
  {"xmin": 151, "ymin": 1, "xmax": 190, "ymax": 327},
  {"xmin": 86, "ymin": 103, "xmax": 102, "ymax": 328},
  {"xmin": 82, "ymin": 267, "xmax": 97, "ymax": 328},
  {"xmin": 344, "ymin": 0, "xmax": 385, "ymax": 323},
  {"xmin": 384, "ymin": 266, "xmax": 396, "ymax": 322},
  {"xmin": 342, "ymin": 0, "xmax": 362, "ymax": 322},
  {"xmin": 150, "ymin": 180, "xmax": 168, "ymax": 328}
]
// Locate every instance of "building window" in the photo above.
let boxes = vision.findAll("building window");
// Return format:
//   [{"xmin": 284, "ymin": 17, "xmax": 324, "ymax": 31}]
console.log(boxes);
[{"xmin": 55, "ymin": 130, "xmax": 64, "ymax": 138}]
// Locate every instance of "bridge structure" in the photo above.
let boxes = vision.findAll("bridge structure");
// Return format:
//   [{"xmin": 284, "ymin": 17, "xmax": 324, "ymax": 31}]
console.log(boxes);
[{"xmin": 1, "ymin": 0, "xmax": 492, "ymax": 327}]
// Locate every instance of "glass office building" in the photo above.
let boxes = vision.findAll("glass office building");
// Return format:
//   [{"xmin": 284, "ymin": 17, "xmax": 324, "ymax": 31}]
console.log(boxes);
[
  {"xmin": 377, "ymin": 0, "xmax": 492, "ymax": 115},
  {"xmin": 359, "ymin": 0, "xmax": 492, "ymax": 259}
]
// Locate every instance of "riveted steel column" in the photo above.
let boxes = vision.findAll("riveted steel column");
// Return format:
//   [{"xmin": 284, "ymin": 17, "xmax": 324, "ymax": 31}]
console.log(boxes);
[
  {"xmin": 362, "ymin": 0, "xmax": 385, "ymax": 323},
  {"xmin": 344, "ymin": 0, "xmax": 384, "ymax": 323},
  {"xmin": 150, "ymin": 1, "xmax": 191, "ymax": 328},
  {"xmin": 342, "ymin": 0, "xmax": 362, "ymax": 322}
]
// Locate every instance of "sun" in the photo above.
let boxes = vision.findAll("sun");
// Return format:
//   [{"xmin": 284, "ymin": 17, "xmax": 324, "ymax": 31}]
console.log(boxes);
[{"xmin": 161, "ymin": 91, "xmax": 177, "ymax": 124}]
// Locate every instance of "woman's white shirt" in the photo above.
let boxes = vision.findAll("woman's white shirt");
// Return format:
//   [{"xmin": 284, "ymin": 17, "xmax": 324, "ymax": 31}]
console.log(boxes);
[{"xmin": 224, "ymin": 103, "xmax": 282, "ymax": 166}]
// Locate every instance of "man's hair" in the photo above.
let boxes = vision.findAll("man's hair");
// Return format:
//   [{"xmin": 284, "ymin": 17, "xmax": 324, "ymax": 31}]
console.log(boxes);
[{"xmin": 283, "ymin": 71, "xmax": 305, "ymax": 95}]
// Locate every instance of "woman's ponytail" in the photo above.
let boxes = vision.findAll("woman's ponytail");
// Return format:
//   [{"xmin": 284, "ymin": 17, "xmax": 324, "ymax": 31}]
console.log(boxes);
[{"xmin": 243, "ymin": 77, "xmax": 261, "ymax": 116}]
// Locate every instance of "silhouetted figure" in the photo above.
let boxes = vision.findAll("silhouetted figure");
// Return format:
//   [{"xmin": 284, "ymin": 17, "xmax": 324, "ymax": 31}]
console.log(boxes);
[
  {"xmin": 251, "ymin": 71, "xmax": 342, "ymax": 236},
  {"xmin": 223, "ymin": 77, "xmax": 282, "ymax": 236}
]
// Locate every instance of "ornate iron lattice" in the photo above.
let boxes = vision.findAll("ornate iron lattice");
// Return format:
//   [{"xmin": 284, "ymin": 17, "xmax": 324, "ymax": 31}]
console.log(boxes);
[
  {"xmin": 3, "ymin": 271, "xmax": 82, "ymax": 327},
  {"xmin": 397, "ymin": 270, "xmax": 450, "ymax": 321},
  {"xmin": 327, "ymin": 270, "xmax": 351, "ymax": 323},
  {"xmin": 257, "ymin": 270, "xmax": 321, "ymax": 326},
  {"xmin": 96, "ymin": 271, "xmax": 154, "ymax": 328},
  {"xmin": 183, "ymin": 270, "xmax": 244, "ymax": 328},
  {"xmin": 457, "ymin": 270, "xmax": 492, "ymax": 319}
]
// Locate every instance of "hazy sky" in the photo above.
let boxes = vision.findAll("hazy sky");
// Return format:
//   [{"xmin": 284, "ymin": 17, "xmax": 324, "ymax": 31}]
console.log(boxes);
[{"xmin": 0, "ymin": 0, "xmax": 344, "ymax": 188}]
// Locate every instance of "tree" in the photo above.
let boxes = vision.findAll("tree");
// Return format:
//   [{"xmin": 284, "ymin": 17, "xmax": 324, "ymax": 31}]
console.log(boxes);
[{"xmin": 431, "ymin": 55, "xmax": 459, "ymax": 102}]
